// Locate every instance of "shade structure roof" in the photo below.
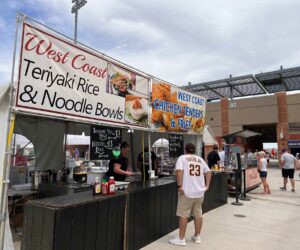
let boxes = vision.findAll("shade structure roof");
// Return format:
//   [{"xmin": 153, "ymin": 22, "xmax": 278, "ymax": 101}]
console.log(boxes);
[
  {"xmin": 184, "ymin": 66, "xmax": 300, "ymax": 101},
  {"xmin": 222, "ymin": 129, "xmax": 262, "ymax": 144}
]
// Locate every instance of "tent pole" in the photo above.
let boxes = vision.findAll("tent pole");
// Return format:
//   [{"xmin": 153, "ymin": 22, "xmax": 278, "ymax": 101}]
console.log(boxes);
[
  {"xmin": 0, "ymin": 13, "xmax": 24, "ymax": 249},
  {"xmin": 12, "ymin": 134, "xmax": 16, "ymax": 167},
  {"xmin": 147, "ymin": 78, "xmax": 152, "ymax": 176},
  {"xmin": 148, "ymin": 132, "xmax": 152, "ymax": 173},
  {"xmin": 63, "ymin": 122, "xmax": 68, "ymax": 170},
  {"xmin": 142, "ymin": 132, "xmax": 145, "ymax": 181},
  {"xmin": 130, "ymin": 131, "xmax": 135, "ymax": 171}
]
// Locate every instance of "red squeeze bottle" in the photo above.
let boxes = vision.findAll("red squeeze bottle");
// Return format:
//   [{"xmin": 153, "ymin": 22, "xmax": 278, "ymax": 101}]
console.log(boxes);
[
  {"xmin": 108, "ymin": 176, "xmax": 116, "ymax": 194},
  {"xmin": 101, "ymin": 178, "xmax": 108, "ymax": 195}
]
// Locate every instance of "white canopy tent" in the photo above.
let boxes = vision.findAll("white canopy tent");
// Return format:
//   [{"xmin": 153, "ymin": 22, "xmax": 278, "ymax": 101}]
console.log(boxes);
[
  {"xmin": 0, "ymin": 84, "xmax": 14, "ymax": 250},
  {"xmin": 203, "ymin": 125, "xmax": 218, "ymax": 146},
  {"xmin": 152, "ymin": 138, "xmax": 169, "ymax": 148},
  {"xmin": 67, "ymin": 135, "xmax": 90, "ymax": 145}
]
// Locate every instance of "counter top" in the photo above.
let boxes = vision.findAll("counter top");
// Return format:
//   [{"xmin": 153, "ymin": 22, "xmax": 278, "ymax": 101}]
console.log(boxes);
[
  {"xmin": 29, "ymin": 172, "xmax": 225, "ymax": 211},
  {"xmin": 125, "ymin": 178, "xmax": 175, "ymax": 193},
  {"xmin": 28, "ymin": 178, "xmax": 177, "ymax": 208},
  {"xmin": 27, "ymin": 189, "xmax": 125, "ymax": 209},
  {"xmin": 29, "ymin": 174, "xmax": 225, "ymax": 209}
]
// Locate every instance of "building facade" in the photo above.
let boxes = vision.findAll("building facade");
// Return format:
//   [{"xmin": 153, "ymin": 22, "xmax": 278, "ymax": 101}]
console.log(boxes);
[{"xmin": 205, "ymin": 92, "xmax": 300, "ymax": 155}]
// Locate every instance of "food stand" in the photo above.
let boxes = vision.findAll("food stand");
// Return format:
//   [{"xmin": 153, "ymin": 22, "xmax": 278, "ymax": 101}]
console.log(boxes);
[
  {"xmin": 0, "ymin": 16, "xmax": 227, "ymax": 250},
  {"xmin": 223, "ymin": 130, "xmax": 262, "ymax": 194}
]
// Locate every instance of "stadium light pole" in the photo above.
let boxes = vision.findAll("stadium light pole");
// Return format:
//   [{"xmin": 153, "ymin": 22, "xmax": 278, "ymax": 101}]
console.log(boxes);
[{"xmin": 71, "ymin": 0, "xmax": 87, "ymax": 43}]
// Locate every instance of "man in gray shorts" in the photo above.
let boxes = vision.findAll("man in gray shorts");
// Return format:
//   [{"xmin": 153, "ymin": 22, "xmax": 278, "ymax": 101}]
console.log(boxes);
[
  {"xmin": 169, "ymin": 143, "xmax": 211, "ymax": 246},
  {"xmin": 280, "ymin": 148, "xmax": 297, "ymax": 192}
]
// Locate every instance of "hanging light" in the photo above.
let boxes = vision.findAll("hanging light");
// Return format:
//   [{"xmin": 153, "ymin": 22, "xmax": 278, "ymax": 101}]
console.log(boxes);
[{"xmin": 279, "ymin": 127, "xmax": 284, "ymax": 139}]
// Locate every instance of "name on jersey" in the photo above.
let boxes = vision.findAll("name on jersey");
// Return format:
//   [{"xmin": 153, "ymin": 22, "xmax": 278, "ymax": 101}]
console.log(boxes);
[{"xmin": 186, "ymin": 156, "xmax": 202, "ymax": 163}]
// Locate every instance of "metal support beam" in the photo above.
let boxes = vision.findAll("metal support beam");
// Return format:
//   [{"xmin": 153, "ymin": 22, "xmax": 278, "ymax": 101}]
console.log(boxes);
[
  {"xmin": 252, "ymin": 75, "xmax": 269, "ymax": 94},
  {"xmin": 225, "ymin": 80, "xmax": 243, "ymax": 96},
  {"xmin": 279, "ymin": 72, "xmax": 288, "ymax": 91}
]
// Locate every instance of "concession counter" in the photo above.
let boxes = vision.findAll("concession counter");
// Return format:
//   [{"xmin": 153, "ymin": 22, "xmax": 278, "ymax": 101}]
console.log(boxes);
[{"xmin": 22, "ymin": 173, "xmax": 227, "ymax": 250}]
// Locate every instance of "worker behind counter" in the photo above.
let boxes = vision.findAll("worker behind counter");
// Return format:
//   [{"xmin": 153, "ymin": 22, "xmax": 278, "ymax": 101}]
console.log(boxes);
[
  {"xmin": 106, "ymin": 141, "xmax": 134, "ymax": 181},
  {"xmin": 137, "ymin": 146, "xmax": 158, "ymax": 180},
  {"xmin": 207, "ymin": 146, "xmax": 220, "ymax": 169}
]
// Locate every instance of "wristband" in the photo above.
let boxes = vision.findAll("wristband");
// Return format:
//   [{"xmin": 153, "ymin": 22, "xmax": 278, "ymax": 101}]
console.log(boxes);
[{"xmin": 177, "ymin": 185, "xmax": 182, "ymax": 188}]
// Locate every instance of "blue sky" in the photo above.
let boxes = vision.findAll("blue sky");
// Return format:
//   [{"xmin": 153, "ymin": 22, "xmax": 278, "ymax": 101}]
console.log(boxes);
[{"xmin": 1, "ymin": 0, "xmax": 300, "ymax": 86}]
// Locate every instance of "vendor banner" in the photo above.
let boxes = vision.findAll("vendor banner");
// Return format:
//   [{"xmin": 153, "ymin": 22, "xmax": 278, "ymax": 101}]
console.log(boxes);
[
  {"xmin": 16, "ymin": 22, "xmax": 149, "ymax": 127},
  {"xmin": 151, "ymin": 81, "xmax": 206, "ymax": 134}
]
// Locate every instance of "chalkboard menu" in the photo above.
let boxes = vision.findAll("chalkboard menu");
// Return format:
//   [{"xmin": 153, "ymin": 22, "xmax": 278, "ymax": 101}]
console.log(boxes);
[
  {"xmin": 168, "ymin": 134, "xmax": 183, "ymax": 157},
  {"xmin": 90, "ymin": 125, "xmax": 122, "ymax": 160}
]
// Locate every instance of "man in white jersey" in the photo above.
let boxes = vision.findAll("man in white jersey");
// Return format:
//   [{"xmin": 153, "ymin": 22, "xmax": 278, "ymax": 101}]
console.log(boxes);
[
  {"xmin": 169, "ymin": 143, "xmax": 211, "ymax": 246},
  {"xmin": 218, "ymin": 147, "xmax": 225, "ymax": 167},
  {"xmin": 280, "ymin": 148, "xmax": 297, "ymax": 192}
]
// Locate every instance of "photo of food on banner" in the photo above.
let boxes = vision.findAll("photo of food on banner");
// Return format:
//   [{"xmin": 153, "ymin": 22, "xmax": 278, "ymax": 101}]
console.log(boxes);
[
  {"xmin": 107, "ymin": 64, "xmax": 137, "ymax": 97},
  {"xmin": 151, "ymin": 82, "xmax": 205, "ymax": 133},
  {"xmin": 124, "ymin": 95, "xmax": 148, "ymax": 126},
  {"xmin": 107, "ymin": 64, "xmax": 149, "ymax": 126}
]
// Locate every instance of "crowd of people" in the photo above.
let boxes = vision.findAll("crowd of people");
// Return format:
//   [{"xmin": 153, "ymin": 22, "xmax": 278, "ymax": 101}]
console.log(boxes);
[{"xmin": 169, "ymin": 144, "xmax": 300, "ymax": 246}]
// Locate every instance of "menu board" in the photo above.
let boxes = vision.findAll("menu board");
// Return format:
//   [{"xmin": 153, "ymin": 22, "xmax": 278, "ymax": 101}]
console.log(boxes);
[
  {"xmin": 168, "ymin": 134, "xmax": 184, "ymax": 157},
  {"xmin": 90, "ymin": 125, "xmax": 122, "ymax": 160}
]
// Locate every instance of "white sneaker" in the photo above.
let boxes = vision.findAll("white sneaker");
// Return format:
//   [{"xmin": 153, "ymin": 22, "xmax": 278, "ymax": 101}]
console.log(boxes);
[
  {"xmin": 169, "ymin": 236, "xmax": 187, "ymax": 246},
  {"xmin": 191, "ymin": 235, "xmax": 202, "ymax": 243}
]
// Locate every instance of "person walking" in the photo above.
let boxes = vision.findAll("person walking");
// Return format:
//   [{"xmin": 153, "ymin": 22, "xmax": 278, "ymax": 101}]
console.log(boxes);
[
  {"xmin": 257, "ymin": 151, "xmax": 271, "ymax": 194},
  {"xmin": 271, "ymin": 148, "xmax": 275, "ymax": 159},
  {"xmin": 74, "ymin": 148, "xmax": 80, "ymax": 160},
  {"xmin": 169, "ymin": 143, "xmax": 211, "ymax": 246},
  {"xmin": 280, "ymin": 148, "xmax": 297, "ymax": 192}
]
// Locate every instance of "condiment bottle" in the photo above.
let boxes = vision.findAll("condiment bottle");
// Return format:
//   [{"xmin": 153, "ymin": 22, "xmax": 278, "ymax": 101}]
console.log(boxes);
[
  {"xmin": 93, "ymin": 176, "xmax": 101, "ymax": 195},
  {"xmin": 101, "ymin": 177, "xmax": 108, "ymax": 195},
  {"xmin": 108, "ymin": 176, "xmax": 116, "ymax": 194}
]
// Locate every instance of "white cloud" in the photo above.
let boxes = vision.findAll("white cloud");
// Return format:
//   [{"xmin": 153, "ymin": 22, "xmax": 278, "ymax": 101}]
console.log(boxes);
[{"xmin": 1, "ymin": 0, "xmax": 300, "ymax": 86}]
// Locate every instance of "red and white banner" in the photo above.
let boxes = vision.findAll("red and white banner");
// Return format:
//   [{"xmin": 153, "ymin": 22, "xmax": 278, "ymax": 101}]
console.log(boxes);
[{"xmin": 16, "ymin": 23, "xmax": 149, "ymax": 127}]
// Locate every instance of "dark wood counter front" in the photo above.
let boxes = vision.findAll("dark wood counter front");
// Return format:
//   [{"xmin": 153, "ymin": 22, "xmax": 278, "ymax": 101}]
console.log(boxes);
[
  {"xmin": 202, "ymin": 172, "xmax": 228, "ymax": 213},
  {"xmin": 125, "ymin": 179, "xmax": 177, "ymax": 250},
  {"xmin": 22, "ymin": 191, "xmax": 126, "ymax": 250},
  {"xmin": 22, "ymin": 174, "xmax": 227, "ymax": 250}
]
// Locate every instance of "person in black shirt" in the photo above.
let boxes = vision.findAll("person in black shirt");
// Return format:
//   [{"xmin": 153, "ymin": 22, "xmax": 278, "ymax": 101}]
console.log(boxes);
[
  {"xmin": 106, "ymin": 141, "xmax": 134, "ymax": 181},
  {"xmin": 137, "ymin": 146, "xmax": 158, "ymax": 180},
  {"xmin": 207, "ymin": 146, "xmax": 220, "ymax": 168}
]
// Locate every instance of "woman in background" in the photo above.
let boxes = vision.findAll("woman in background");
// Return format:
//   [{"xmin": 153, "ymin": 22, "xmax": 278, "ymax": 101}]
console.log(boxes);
[{"xmin": 257, "ymin": 151, "xmax": 271, "ymax": 194}]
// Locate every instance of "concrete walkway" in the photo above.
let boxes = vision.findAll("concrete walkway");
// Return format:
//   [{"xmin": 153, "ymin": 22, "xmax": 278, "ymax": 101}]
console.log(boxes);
[{"xmin": 142, "ymin": 168, "xmax": 300, "ymax": 250}]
